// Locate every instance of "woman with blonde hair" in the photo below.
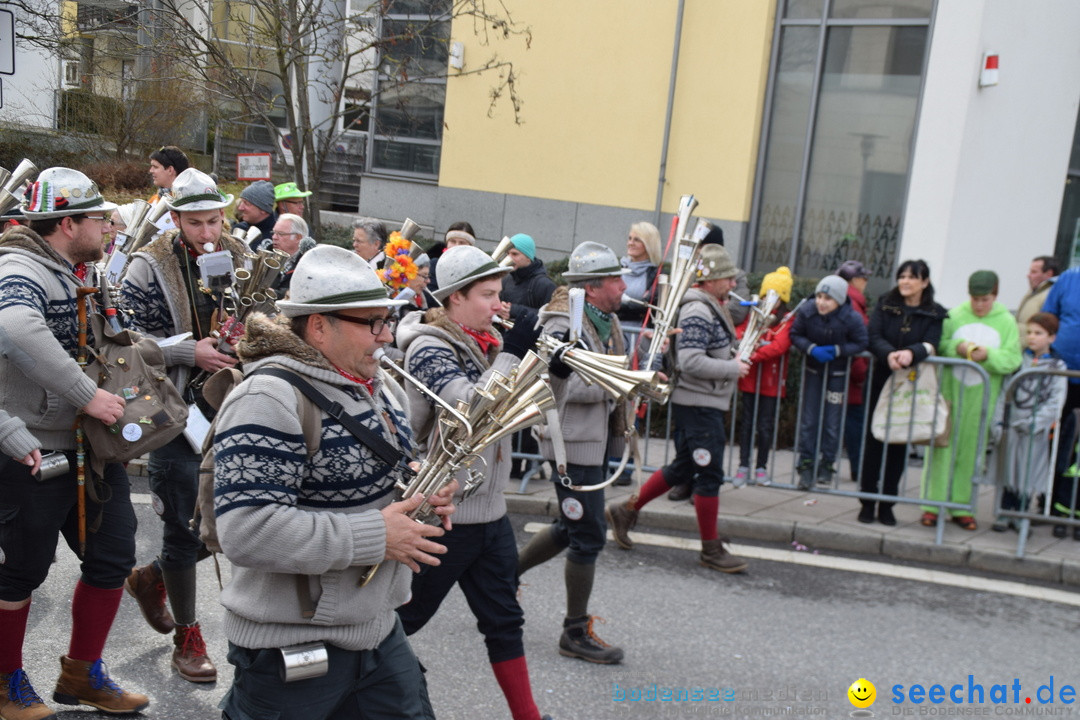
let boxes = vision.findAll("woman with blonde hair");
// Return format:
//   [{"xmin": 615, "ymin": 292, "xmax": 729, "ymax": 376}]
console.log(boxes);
[{"xmin": 618, "ymin": 221, "xmax": 662, "ymax": 330}]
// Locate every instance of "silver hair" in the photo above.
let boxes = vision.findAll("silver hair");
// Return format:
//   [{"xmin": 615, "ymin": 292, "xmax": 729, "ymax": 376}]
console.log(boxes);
[
  {"xmin": 351, "ymin": 217, "xmax": 388, "ymax": 246},
  {"xmin": 278, "ymin": 213, "xmax": 308, "ymax": 237}
]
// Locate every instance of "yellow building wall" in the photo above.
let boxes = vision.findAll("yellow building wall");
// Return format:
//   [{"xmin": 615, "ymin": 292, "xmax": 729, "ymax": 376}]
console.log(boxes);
[{"xmin": 441, "ymin": 0, "xmax": 775, "ymax": 222}]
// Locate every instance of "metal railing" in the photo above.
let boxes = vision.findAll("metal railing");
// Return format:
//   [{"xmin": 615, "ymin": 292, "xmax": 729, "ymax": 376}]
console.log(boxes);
[
  {"xmin": 512, "ymin": 326, "xmax": 1004, "ymax": 546},
  {"xmin": 994, "ymin": 367, "xmax": 1080, "ymax": 557}
]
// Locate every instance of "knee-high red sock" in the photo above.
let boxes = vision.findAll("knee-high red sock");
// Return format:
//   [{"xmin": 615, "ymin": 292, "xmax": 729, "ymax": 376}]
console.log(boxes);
[
  {"xmin": 694, "ymin": 494, "xmax": 720, "ymax": 541},
  {"xmin": 0, "ymin": 603, "xmax": 31, "ymax": 673},
  {"xmin": 491, "ymin": 656, "xmax": 541, "ymax": 720},
  {"xmin": 633, "ymin": 469, "xmax": 672, "ymax": 510},
  {"xmin": 68, "ymin": 580, "xmax": 123, "ymax": 662}
]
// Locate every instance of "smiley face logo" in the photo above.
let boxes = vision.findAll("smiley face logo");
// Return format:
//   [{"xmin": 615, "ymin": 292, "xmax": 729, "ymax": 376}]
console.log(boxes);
[{"xmin": 848, "ymin": 678, "xmax": 876, "ymax": 708}]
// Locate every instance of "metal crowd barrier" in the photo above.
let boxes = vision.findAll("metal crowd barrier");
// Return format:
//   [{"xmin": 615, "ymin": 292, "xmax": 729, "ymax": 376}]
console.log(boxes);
[
  {"xmin": 511, "ymin": 326, "xmax": 999, "ymax": 546},
  {"xmin": 994, "ymin": 367, "xmax": 1080, "ymax": 558}
]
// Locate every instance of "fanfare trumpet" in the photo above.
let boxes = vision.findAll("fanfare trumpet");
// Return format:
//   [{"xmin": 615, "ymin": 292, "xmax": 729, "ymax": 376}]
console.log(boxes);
[
  {"xmin": 490, "ymin": 236, "xmax": 515, "ymax": 267},
  {"xmin": 359, "ymin": 350, "xmax": 556, "ymax": 585},
  {"xmin": 642, "ymin": 194, "xmax": 711, "ymax": 390},
  {"xmin": 733, "ymin": 289, "xmax": 781, "ymax": 364},
  {"xmin": 0, "ymin": 159, "xmax": 39, "ymax": 216}
]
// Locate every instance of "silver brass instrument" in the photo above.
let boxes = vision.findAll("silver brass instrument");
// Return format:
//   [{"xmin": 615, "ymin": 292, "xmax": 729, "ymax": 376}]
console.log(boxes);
[
  {"xmin": 0, "ymin": 159, "xmax": 39, "ymax": 216},
  {"xmin": 361, "ymin": 349, "xmax": 556, "ymax": 585},
  {"xmin": 733, "ymin": 289, "xmax": 781, "ymax": 364},
  {"xmin": 490, "ymin": 236, "xmax": 515, "ymax": 267},
  {"xmin": 642, "ymin": 194, "xmax": 708, "ymax": 381},
  {"xmin": 229, "ymin": 248, "xmax": 289, "ymax": 322}
]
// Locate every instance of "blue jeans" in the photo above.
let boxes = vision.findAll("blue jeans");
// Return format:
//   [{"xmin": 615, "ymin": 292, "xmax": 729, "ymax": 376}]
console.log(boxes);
[
  {"xmin": 0, "ymin": 454, "xmax": 135, "ymax": 600},
  {"xmin": 220, "ymin": 619, "xmax": 433, "ymax": 720},
  {"xmin": 147, "ymin": 434, "xmax": 203, "ymax": 570},
  {"xmin": 797, "ymin": 365, "xmax": 846, "ymax": 468}
]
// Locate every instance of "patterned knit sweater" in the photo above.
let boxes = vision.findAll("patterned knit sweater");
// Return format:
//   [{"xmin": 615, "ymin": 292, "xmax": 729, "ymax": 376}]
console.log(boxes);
[
  {"xmin": 670, "ymin": 287, "xmax": 741, "ymax": 410},
  {"xmin": 0, "ymin": 226, "xmax": 100, "ymax": 455},
  {"xmin": 397, "ymin": 307, "xmax": 519, "ymax": 524},
  {"xmin": 213, "ymin": 314, "xmax": 415, "ymax": 651}
]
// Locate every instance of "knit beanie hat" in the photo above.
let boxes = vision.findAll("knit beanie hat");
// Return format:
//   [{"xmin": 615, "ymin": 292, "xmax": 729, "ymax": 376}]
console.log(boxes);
[
  {"xmin": 760, "ymin": 266, "xmax": 793, "ymax": 303},
  {"xmin": 509, "ymin": 233, "xmax": 536, "ymax": 261},
  {"xmin": 240, "ymin": 180, "xmax": 276, "ymax": 214},
  {"xmin": 815, "ymin": 275, "xmax": 848, "ymax": 305},
  {"xmin": 698, "ymin": 244, "xmax": 737, "ymax": 281}
]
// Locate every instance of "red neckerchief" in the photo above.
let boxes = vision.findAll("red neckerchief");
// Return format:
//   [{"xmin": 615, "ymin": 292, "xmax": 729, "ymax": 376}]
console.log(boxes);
[
  {"xmin": 182, "ymin": 239, "xmax": 205, "ymax": 261},
  {"xmin": 458, "ymin": 323, "xmax": 499, "ymax": 355},
  {"xmin": 73, "ymin": 263, "xmax": 88, "ymax": 282},
  {"xmin": 334, "ymin": 365, "xmax": 375, "ymax": 395}
]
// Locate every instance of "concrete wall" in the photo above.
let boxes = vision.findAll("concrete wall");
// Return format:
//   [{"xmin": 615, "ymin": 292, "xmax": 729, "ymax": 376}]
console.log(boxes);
[{"xmin": 903, "ymin": 0, "xmax": 1080, "ymax": 309}]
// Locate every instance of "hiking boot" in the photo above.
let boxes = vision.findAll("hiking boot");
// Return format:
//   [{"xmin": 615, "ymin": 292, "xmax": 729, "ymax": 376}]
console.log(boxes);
[
  {"xmin": 124, "ymin": 562, "xmax": 175, "ymax": 634},
  {"xmin": 53, "ymin": 656, "xmax": 149, "ymax": 714},
  {"xmin": 699, "ymin": 538, "xmax": 748, "ymax": 573},
  {"xmin": 1, "ymin": 669, "xmax": 55, "ymax": 720},
  {"xmin": 172, "ymin": 623, "xmax": 217, "ymax": 683},
  {"xmin": 605, "ymin": 496, "xmax": 639, "ymax": 550},
  {"xmin": 558, "ymin": 616, "xmax": 623, "ymax": 664},
  {"xmin": 666, "ymin": 483, "xmax": 692, "ymax": 502}
]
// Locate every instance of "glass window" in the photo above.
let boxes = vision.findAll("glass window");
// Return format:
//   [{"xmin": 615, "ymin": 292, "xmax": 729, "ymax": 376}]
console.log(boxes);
[
  {"xmin": 830, "ymin": 0, "xmax": 932, "ymax": 20},
  {"xmin": 753, "ymin": 27, "xmax": 819, "ymax": 272},
  {"xmin": 784, "ymin": 0, "xmax": 824, "ymax": 19},
  {"xmin": 751, "ymin": 5, "xmax": 931, "ymax": 285},
  {"xmin": 380, "ymin": 18, "xmax": 450, "ymax": 78}
]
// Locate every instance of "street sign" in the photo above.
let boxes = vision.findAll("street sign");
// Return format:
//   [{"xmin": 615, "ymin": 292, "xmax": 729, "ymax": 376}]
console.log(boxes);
[
  {"xmin": 0, "ymin": 9, "xmax": 15, "ymax": 76},
  {"xmin": 236, "ymin": 153, "xmax": 272, "ymax": 181}
]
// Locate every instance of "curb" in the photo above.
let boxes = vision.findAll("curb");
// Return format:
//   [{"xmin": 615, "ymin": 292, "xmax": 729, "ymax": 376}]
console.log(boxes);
[{"xmin": 505, "ymin": 495, "xmax": 1080, "ymax": 590}]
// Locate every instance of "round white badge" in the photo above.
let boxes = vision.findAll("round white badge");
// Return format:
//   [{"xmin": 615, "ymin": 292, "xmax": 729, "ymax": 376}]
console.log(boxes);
[
  {"xmin": 150, "ymin": 491, "xmax": 165, "ymax": 516},
  {"xmin": 692, "ymin": 448, "xmax": 712, "ymax": 467},
  {"xmin": 122, "ymin": 423, "xmax": 143, "ymax": 442},
  {"xmin": 561, "ymin": 497, "xmax": 584, "ymax": 521}
]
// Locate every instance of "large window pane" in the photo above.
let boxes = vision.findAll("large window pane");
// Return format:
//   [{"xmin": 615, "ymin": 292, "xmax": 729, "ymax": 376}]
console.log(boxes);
[
  {"xmin": 830, "ymin": 0, "xmax": 932, "ymax": 19},
  {"xmin": 753, "ymin": 27, "xmax": 819, "ymax": 272},
  {"xmin": 373, "ymin": 139, "xmax": 440, "ymax": 175},
  {"xmin": 794, "ymin": 25, "xmax": 926, "ymax": 280},
  {"xmin": 785, "ymin": 0, "xmax": 824, "ymax": 19},
  {"xmin": 374, "ymin": 82, "xmax": 444, "ymax": 140},
  {"xmin": 380, "ymin": 18, "xmax": 449, "ymax": 77}
]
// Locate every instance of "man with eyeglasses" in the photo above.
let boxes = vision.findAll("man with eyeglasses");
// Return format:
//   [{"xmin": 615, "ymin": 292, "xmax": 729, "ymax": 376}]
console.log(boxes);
[
  {"xmin": 270, "ymin": 213, "xmax": 316, "ymax": 294},
  {"xmin": 214, "ymin": 244, "xmax": 456, "ymax": 720},
  {"xmin": 0, "ymin": 167, "xmax": 150, "ymax": 718},
  {"xmin": 395, "ymin": 245, "xmax": 553, "ymax": 720},
  {"xmin": 119, "ymin": 168, "xmax": 250, "ymax": 685}
]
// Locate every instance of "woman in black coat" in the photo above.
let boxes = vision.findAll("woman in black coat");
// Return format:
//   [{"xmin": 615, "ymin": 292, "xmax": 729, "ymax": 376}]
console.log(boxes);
[{"xmin": 858, "ymin": 259, "xmax": 949, "ymax": 526}]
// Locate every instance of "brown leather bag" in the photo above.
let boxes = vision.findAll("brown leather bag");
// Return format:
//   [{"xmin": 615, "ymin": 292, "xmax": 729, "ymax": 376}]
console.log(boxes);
[{"xmin": 81, "ymin": 313, "xmax": 189, "ymax": 465}]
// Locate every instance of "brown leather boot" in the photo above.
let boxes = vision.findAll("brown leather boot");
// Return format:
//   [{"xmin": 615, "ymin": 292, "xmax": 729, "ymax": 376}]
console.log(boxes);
[
  {"xmin": 699, "ymin": 538, "xmax": 748, "ymax": 573},
  {"xmin": 604, "ymin": 495, "xmax": 639, "ymax": 550},
  {"xmin": 52, "ymin": 656, "xmax": 149, "ymax": 714},
  {"xmin": 0, "ymin": 669, "xmax": 56, "ymax": 720},
  {"xmin": 172, "ymin": 623, "xmax": 217, "ymax": 683},
  {"xmin": 124, "ymin": 563, "xmax": 175, "ymax": 634}
]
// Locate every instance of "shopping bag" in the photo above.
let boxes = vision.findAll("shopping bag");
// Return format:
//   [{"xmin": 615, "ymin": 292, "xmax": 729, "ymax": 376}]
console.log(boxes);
[{"xmin": 871, "ymin": 364, "xmax": 950, "ymax": 447}]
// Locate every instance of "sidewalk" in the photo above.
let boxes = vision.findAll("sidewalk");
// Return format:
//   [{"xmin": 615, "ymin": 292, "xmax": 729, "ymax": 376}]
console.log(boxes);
[{"xmin": 504, "ymin": 460, "xmax": 1080, "ymax": 589}]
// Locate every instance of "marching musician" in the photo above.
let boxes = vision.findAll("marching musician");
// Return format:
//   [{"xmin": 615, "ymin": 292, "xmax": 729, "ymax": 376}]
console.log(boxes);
[
  {"xmin": 395, "ymin": 245, "xmax": 551, "ymax": 720},
  {"xmin": 516, "ymin": 241, "xmax": 631, "ymax": 665},
  {"xmin": 118, "ymin": 168, "xmax": 248, "ymax": 683},
  {"xmin": 0, "ymin": 168, "xmax": 149, "ymax": 717},
  {"xmin": 212, "ymin": 245, "xmax": 454, "ymax": 720},
  {"xmin": 606, "ymin": 244, "xmax": 751, "ymax": 573}
]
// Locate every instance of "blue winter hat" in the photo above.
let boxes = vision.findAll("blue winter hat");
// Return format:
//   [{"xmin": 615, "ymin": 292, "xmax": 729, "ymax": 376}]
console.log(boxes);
[{"xmin": 509, "ymin": 233, "xmax": 535, "ymax": 261}]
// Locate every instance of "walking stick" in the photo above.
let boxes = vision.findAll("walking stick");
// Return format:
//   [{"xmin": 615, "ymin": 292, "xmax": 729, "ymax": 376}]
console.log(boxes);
[{"xmin": 75, "ymin": 286, "xmax": 98, "ymax": 556}]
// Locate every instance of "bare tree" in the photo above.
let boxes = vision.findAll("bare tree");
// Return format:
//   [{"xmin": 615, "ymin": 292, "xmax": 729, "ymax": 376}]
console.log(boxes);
[{"xmin": 144, "ymin": 0, "xmax": 529, "ymax": 234}]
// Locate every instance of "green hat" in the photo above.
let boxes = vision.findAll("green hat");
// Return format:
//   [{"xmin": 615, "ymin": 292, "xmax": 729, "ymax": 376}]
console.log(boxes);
[
  {"xmin": 274, "ymin": 182, "xmax": 312, "ymax": 201},
  {"xmin": 968, "ymin": 270, "xmax": 998, "ymax": 296}
]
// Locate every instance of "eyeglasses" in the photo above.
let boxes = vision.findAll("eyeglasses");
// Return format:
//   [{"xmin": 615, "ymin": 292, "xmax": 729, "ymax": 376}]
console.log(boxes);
[
  {"xmin": 325, "ymin": 313, "xmax": 396, "ymax": 336},
  {"xmin": 272, "ymin": 230, "xmax": 300, "ymax": 237}
]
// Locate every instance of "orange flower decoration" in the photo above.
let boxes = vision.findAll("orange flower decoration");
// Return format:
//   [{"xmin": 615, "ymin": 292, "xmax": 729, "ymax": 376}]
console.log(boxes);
[{"xmin": 378, "ymin": 231, "xmax": 419, "ymax": 291}]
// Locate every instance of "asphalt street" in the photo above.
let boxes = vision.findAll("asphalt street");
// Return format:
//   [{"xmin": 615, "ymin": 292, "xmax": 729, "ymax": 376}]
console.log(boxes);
[{"xmin": 19, "ymin": 491, "xmax": 1080, "ymax": 720}]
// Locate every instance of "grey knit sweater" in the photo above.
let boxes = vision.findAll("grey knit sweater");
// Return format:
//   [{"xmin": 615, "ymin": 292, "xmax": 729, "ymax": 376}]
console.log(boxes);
[
  {"xmin": 669, "ymin": 287, "xmax": 741, "ymax": 410},
  {"xmin": 213, "ymin": 314, "xmax": 415, "ymax": 651},
  {"xmin": 537, "ymin": 286, "xmax": 629, "ymax": 466},
  {"xmin": 396, "ymin": 308, "xmax": 518, "ymax": 525},
  {"xmin": 0, "ymin": 227, "xmax": 100, "ymax": 456}
]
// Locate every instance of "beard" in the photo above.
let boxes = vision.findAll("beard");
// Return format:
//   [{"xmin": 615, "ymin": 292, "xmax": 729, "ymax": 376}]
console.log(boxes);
[{"xmin": 70, "ymin": 240, "xmax": 104, "ymax": 265}]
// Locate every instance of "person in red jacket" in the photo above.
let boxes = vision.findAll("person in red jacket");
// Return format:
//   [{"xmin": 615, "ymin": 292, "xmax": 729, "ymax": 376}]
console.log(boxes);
[
  {"xmin": 837, "ymin": 260, "xmax": 870, "ymax": 485},
  {"xmin": 735, "ymin": 267, "xmax": 794, "ymax": 486}
]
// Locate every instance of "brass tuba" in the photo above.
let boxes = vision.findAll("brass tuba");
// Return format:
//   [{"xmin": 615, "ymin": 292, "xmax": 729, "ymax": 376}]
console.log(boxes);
[{"xmin": 734, "ymin": 289, "xmax": 781, "ymax": 364}]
